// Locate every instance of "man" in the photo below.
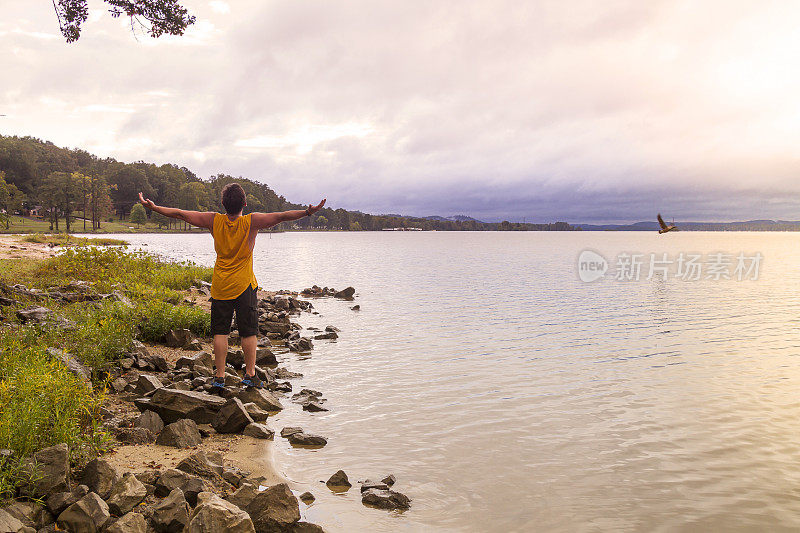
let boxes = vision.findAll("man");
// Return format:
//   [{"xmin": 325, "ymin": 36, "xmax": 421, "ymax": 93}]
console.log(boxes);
[{"xmin": 138, "ymin": 184, "xmax": 325, "ymax": 389}]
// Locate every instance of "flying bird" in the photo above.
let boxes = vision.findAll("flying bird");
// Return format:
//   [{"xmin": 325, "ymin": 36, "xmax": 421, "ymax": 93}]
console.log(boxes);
[{"xmin": 657, "ymin": 213, "xmax": 677, "ymax": 234}]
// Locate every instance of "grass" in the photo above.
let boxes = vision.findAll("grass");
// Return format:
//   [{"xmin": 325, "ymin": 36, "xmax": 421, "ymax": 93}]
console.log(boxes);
[
  {"xmin": 18, "ymin": 234, "xmax": 128, "ymax": 246},
  {"xmin": 0, "ymin": 215, "xmax": 209, "ymax": 234},
  {"xmin": 0, "ymin": 246, "xmax": 212, "ymax": 497}
]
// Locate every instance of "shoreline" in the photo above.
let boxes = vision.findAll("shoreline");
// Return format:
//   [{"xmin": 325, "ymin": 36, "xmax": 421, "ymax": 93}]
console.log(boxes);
[{"xmin": 0, "ymin": 235, "xmax": 331, "ymax": 532}]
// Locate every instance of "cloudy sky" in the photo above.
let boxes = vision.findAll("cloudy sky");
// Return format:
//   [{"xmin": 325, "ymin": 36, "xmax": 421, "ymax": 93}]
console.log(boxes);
[{"xmin": 2, "ymin": 0, "xmax": 800, "ymax": 223}]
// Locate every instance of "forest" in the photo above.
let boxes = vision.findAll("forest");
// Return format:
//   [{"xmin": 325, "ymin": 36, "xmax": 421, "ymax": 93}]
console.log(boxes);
[{"xmin": 0, "ymin": 135, "xmax": 578, "ymax": 232}]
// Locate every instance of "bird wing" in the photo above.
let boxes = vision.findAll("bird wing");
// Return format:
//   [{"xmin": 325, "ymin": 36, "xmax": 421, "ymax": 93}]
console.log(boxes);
[{"xmin": 657, "ymin": 213, "xmax": 668, "ymax": 229}]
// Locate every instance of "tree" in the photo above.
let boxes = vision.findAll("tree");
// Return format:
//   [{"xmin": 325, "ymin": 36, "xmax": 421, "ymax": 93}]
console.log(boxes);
[
  {"xmin": 52, "ymin": 0, "xmax": 195, "ymax": 43},
  {"xmin": 0, "ymin": 171, "xmax": 26, "ymax": 229},
  {"xmin": 315, "ymin": 215, "xmax": 327, "ymax": 229},
  {"xmin": 151, "ymin": 210, "xmax": 170, "ymax": 228},
  {"xmin": 107, "ymin": 164, "xmax": 152, "ymax": 219},
  {"xmin": 129, "ymin": 203, "xmax": 147, "ymax": 227}
]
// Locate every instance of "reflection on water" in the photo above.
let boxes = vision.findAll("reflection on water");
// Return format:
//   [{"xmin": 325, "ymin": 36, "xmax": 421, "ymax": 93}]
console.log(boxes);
[{"xmin": 114, "ymin": 231, "xmax": 800, "ymax": 532}]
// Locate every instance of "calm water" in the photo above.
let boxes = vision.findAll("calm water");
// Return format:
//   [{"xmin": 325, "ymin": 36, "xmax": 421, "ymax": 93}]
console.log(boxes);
[{"xmin": 111, "ymin": 231, "xmax": 800, "ymax": 532}]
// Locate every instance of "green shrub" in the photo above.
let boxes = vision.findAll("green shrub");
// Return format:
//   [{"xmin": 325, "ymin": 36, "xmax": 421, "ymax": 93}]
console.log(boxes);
[{"xmin": 130, "ymin": 299, "xmax": 210, "ymax": 342}]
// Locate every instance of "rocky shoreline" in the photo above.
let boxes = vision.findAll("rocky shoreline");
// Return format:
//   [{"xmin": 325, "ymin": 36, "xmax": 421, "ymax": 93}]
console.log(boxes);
[{"xmin": 0, "ymin": 260, "xmax": 410, "ymax": 533}]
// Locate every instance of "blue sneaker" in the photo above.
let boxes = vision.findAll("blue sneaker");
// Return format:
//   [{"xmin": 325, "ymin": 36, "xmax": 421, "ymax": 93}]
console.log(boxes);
[
  {"xmin": 240, "ymin": 373, "xmax": 263, "ymax": 389},
  {"xmin": 211, "ymin": 377, "xmax": 226, "ymax": 391}
]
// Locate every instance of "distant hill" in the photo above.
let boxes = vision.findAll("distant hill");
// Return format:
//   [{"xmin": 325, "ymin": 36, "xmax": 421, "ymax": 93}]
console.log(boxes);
[
  {"xmin": 424, "ymin": 214, "xmax": 485, "ymax": 223},
  {"xmin": 578, "ymin": 220, "xmax": 800, "ymax": 231}
]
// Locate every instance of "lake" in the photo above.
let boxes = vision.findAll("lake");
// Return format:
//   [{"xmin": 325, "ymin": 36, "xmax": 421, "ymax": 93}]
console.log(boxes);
[{"xmin": 110, "ymin": 231, "xmax": 800, "ymax": 532}]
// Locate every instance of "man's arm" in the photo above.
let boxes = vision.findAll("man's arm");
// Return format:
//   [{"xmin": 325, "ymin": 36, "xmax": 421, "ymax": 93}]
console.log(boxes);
[
  {"xmin": 251, "ymin": 199, "xmax": 326, "ymax": 230},
  {"xmin": 138, "ymin": 192, "xmax": 215, "ymax": 230}
]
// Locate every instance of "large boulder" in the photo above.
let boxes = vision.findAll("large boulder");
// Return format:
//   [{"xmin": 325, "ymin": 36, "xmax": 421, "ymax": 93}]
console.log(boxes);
[
  {"xmin": 176, "ymin": 451, "xmax": 224, "ymax": 479},
  {"xmin": 106, "ymin": 511, "xmax": 147, "ymax": 533},
  {"xmin": 150, "ymin": 488, "xmax": 190, "ymax": 532},
  {"xmin": 213, "ymin": 398, "xmax": 254, "ymax": 434},
  {"xmin": 20, "ymin": 443, "xmax": 70, "ymax": 497},
  {"xmin": 16, "ymin": 306, "xmax": 52, "ymax": 324},
  {"xmin": 156, "ymin": 419, "xmax": 202, "ymax": 448},
  {"xmin": 57, "ymin": 492, "xmax": 111, "ymax": 533},
  {"xmin": 186, "ymin": 492, "xmax": 255, "ymax": 533},
  {"xmin": 2, "ymin": 500, "xmax": 50, "ymax": 530},
  {"xmin": 286, "ymin": 432, "xmax": 327, "ymax": 447},
  {"xmin": 155, "ymin": 469, "xmax": 210, "ymax": 506},
  {"xmin": 246, "ymin": 483, "xmax": 300, "ymax": 533},
  {"xmin": 134, "ymin": 410, "xmax": 164, "ymax": 435},
  {"xmin": 237, "ymin": 388, "xmax": 283, "ymax": 412},
  {"xmin": 147, "ymin": 388, "xmax": 226, "ymax": 424},
  {"xmin": 361, "ymin": 488, "xmax": 411, "ymax": 510},
  {"xmin": 106, "ymin": 472, "xmax": 147, "ymax": 515},
  {"xmin": 80, "ymin": 458, "xmax": 119, "ymax": 500}
]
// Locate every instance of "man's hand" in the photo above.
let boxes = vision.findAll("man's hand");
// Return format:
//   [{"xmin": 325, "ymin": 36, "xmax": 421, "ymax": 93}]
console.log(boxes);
[
  {"xmin": 307, "ymin": 199, "xmax": 326, "ymax": 216},
  {"xmin": 139, "ymin": 192, "xmax": 156, "ymax": 210}
]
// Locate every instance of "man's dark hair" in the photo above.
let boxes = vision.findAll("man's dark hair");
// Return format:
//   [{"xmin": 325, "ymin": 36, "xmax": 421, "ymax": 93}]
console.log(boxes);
[{"xmin": 221, "ymin": 183, "xmax": 246, "ymax": 214}]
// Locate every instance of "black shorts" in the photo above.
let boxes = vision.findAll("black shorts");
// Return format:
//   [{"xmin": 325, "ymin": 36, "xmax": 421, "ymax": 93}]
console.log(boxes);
[{"xmin": 210, "ymin": 285, "xmax": 259, "ymax": 337}]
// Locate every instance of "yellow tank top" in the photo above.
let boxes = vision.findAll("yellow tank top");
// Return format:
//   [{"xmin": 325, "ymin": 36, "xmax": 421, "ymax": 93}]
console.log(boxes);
[{"xmin": 210, "ymin": 213, "xmax": 258, "ymax": 300}]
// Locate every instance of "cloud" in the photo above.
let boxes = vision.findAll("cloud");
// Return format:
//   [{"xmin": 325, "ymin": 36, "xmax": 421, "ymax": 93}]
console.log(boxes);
[{"xmin": 2, "ymin": 0, "xmax": 800, "ymax": 222}]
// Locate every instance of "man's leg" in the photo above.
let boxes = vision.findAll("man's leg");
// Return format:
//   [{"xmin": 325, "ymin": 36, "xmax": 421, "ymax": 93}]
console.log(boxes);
[
  {"xmin": 241, "ymin": 335, "xmax": 257, "ymax": 377},
  {"xmin": 213, "ymin": 334, "xmax": 229, "ymax": 378}
]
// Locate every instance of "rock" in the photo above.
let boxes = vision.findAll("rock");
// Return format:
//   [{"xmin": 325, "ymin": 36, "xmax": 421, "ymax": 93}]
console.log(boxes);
[
  {"xmin": 298, "ymin": 492, "xmax": 315, "ymax": 504},
  {"xmin": 175, "ymin": 351, "xmax": 213, "ymax": 371},
  {"xmin": 146, "ymin": 388, "xmax": 226, "ymax": 424},
  {"xmin": 212, "ymin": 398, "xmax": 254, "ymax": 434},
  {"xmin": 57, "ymin": 492, "xmax": 110, "ymax": 533},
  {"xmin": 156, "ymin": 419, "xmax": 202, "ymax": 448},
  {"xmin": 350, "ymin": 305, "xmax": 360, "ymax": 311},
  {"xmin": 176, "ymin": 451, "xmax": 224, "ymax": 479},
  {"xmin": 302, "ymin": 401, "xmax": 328, "ymax": 412},
  {"xmin": 164, "ymin": 328, "xmax": 195, "ymax": 348},
  {"xmin": 275, "ymin": 367, "xmax": 302, "ymax": 380},
  {"xmin": 106, "ymin": 473, "xmax": 147, "ymax": 515},
  {"xmin": 116, "ymin": 427, "xmax": 155, "ymax": 444},
  {"xmin": 226, "ymin": 483, "xmax": 259, "ymax": 510},
  {"xmin": 20, "ymin": 443, "xmax": 70, "ymax": 497},
  {"xmin": 381, "ymin": 474, "xmax": 396, "ymax": 487},
  {"xmin": 255, "ymin": 348, "xmax": 277, "ymax": 366},
  {"xmin": 288, "ymin": 337, "xmax": 313, "ymax": 352},
  {"xmin": 243, "ymin": 403, "xmax": 269, "ymax": 422},
  {"xmin": 326, "ymin": 470, "xmax": 351, "ymax": 490},
  {"xmin": 16, "ymin": 306, "xmax": 52, "ymax": 323},
  {"xmin": 286, "ymin": 432, "xmax": 327, "ymax": 447},
  {"xmin": 134, "ymin": 470, "xmax": 160, "ymax": 486},
  {"xmin": 273, "ymin": 381, "xmax": 293, "ymax": 393},
  {"xmin": 313, "ymin": 332, "xmax": 337, "ymax": 340},
  {"xmin": 110, "ymin": 377, "xmax": 127, "ymax": 393},
  {"xmin": 226, "ymin": 349, "xmax": 245, "ymax": 369},
  {"xmin": 196, "ymin": 424, "xmax": 216, "ymax": 437},
  {"xmin": 80, "ymin": 458, "xmax": 119, "ymax": 500},
  {"xmin": 46, "ymin": 348, "xmax": 92, "ymax": 382},
  {"xmin": 186, "ymin": 339, "xmax": 203, "ymax": 351},
  {"xmin": 134, "ymin": 410, "xmax": 164, "ymax": 435},
  {"xmin": 333, "ymin": 287, "xmax": 355, "ymax": 299},
  {"xmin": 135, "ymin": 374, "xmax": 163, "ymax": 394},
  {"xmin": 172, "ymin": 380, "xmax": 193, "ymax": 391},
  {"xmin": 222, "ymin": 466, "xmax": 249, "ymax": 488},
  {"xmin": 279, "ymin": 427, "xmax": 303, "ymax": 438},
  {"xmin": 186, "ymin": 492, "xmax": 255, "ymax": 533},
  {"xmin": 150, "ymin": 488, "xmax": 190, "ymax": 532},
  {"xmin": 243, "ymin": 423, "xmax": 274, "ymax": 440},
  {"xmin": 46, "ymin": 484, "xmax": 89, "ymax": 515},
  {"xmin": 289, "ymin": 522, "xmax": 326, "ymax": 533},
  {"xmin": 259, "ymin": 321, "xmax": 290, "ymax": 336},
  {"xmin": 2, "ymin": 501, "xmax": 50, "ymax": 530},
  {"xmin": 246, "ymin": 483, "xmax": 300, "ymax": 533},
  {"xmin": 237, "ymin": 388, "xmax": 283, "ymax": 412},
  {"xmin": 324, "ymin": 325, "xmax": 340, "ymax": 332},
  {"xmin": 155, "ymin": 469, "xmax": 210, "ymax": 507},
  {"xmin": 106, "ymin": 511, "xmax": 147, "ymax": 533},
  {"xmin": 360, "ymin": 479, "xmax": 389, "ymax": 492},
  {"xmin": 361, "ymin": 488, "xmax": 411, "ymax": 510},
  {"xmin": 0, "ymin": 509, "xmax": 24, "ymax": 533}
]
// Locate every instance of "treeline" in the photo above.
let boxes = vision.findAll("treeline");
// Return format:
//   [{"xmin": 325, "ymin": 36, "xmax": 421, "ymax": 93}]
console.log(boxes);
[{"xmin": 0, "ymin": 135, "xmax": 578, "ymax": 231}]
